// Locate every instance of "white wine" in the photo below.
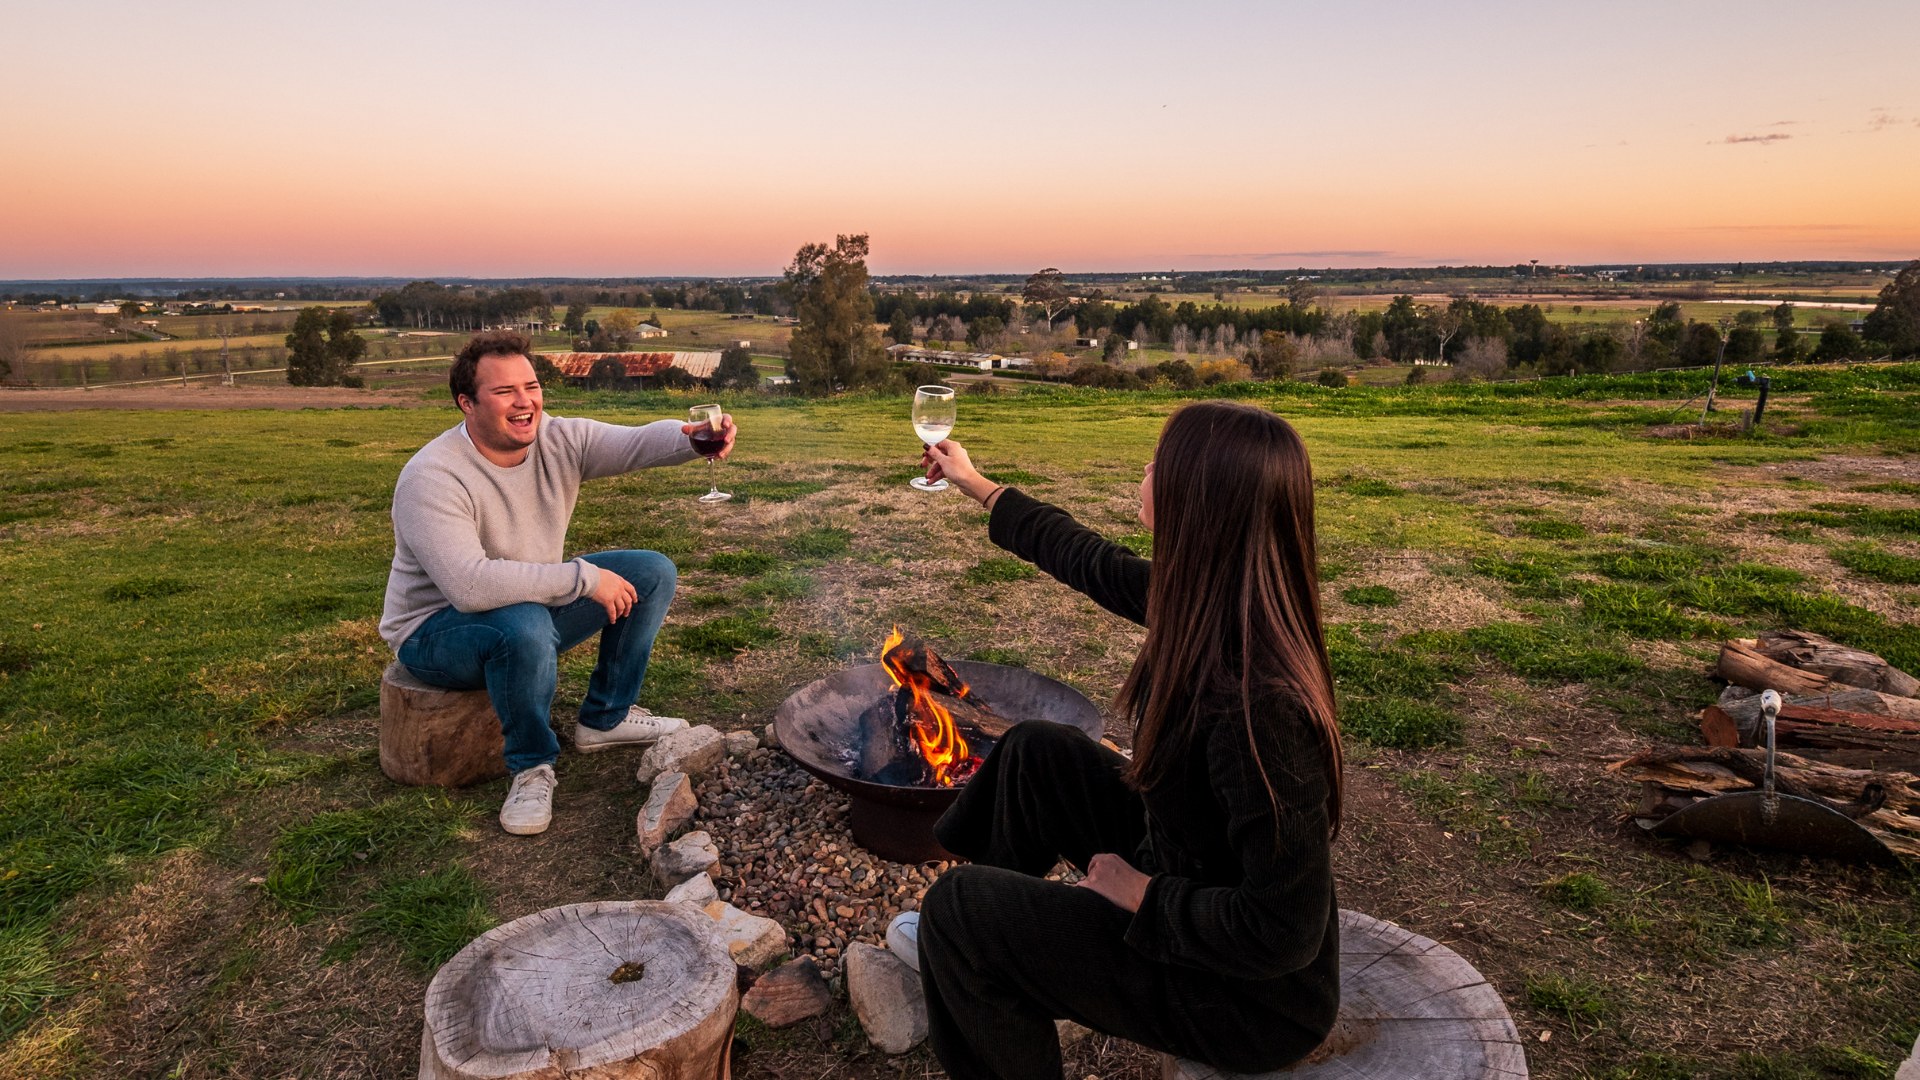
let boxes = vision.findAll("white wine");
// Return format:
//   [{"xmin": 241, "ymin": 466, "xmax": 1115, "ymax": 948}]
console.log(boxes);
[{"xmin": 913, "ymin": 422, "xmax": 953, "ymax": 445}]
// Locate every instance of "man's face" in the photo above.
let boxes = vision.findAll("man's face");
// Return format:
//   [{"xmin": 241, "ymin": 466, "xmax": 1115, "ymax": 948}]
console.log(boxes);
[{"xmin": 460, "ymin": 353, "xmax": 543, "ymax": 457}]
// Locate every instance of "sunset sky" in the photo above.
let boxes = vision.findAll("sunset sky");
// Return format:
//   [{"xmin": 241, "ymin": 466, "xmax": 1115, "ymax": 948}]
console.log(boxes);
[{"xmin": 3, "ymin": 0, "xmax": 1916, "ymax": 278}]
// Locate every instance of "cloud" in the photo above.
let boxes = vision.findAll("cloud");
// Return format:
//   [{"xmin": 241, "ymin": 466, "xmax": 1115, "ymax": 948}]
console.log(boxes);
[
  {"xmin": 1193, "ymin": 250, "xmax": 1392, "ymax": 260},
  {"xmin": 1720, "ymin": 133, "xmax": 1792, "ymax": 144}
]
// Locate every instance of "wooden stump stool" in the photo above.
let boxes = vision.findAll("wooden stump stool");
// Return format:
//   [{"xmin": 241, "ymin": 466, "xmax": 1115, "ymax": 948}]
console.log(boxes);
[
  {"xmin": 1164, "ymin": 910, "xmax": 1526, "ymax": 1080},
  {"xmin": 420, "ymin": 900, "xmax": 739, "ymax": 1079},
  {"xmin": 380, "ymin": 661, "xmax": 507, "ymax": 788}
]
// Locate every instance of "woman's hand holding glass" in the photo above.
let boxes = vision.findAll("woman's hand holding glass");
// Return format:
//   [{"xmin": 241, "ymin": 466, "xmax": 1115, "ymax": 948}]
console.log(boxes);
[{"xmin": 920, "ymin": 439, "xmax": 1001, "ymax": 506}]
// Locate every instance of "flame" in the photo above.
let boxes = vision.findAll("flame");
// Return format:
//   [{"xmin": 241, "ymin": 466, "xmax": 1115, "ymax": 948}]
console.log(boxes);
[{"xmin": 881, "ymin": 626, "xmax": 971, "ymax": 787}]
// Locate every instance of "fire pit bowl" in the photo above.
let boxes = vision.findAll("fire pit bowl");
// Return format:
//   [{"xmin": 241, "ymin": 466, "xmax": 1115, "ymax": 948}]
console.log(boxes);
[{"xmin": 774, "ymin": 661, "xmax": 1106, "ymax": 862}]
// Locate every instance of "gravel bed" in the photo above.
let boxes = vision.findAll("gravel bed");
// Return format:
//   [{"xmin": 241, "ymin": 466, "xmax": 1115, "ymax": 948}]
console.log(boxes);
[{"xmin": 692, "ymin": 747, "xmax": 951, "ymax": 981}]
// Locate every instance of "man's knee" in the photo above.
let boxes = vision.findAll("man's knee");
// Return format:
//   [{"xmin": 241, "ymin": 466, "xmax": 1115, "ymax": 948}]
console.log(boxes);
[
  {"xmin": 588, "ymin": 550, "xmax": 677, "ymax": 595},
  {"xmin": 486, "ymin": 603, "xmax": 560, "ymax": 661}
]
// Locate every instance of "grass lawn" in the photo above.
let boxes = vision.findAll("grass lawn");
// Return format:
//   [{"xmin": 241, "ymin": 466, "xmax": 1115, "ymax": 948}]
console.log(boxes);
[{"xmin": 1, "ymin": 367, "xmax": 1917, "ymax": 1078}]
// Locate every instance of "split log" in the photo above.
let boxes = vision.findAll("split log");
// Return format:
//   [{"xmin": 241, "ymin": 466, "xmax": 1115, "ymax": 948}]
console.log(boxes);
[
  {"xmin": 380, "ymin": 662, "xmax": 507, "ymax": 788},
  {"xmin": 420, "ymin": 900, "xmax": 737, "ymax": 1080},
  {"xmin": 1717, "ymin": 640, "xmax": 1829, "ymax": 696},
  {"xmin": 1162, "ymin": 910, "xmax": 1526, "ymax": 1080},
  {"xmin": 1718, "ymin": 685, "xmax": 1920, "ymax": 729},
  {"xmin": 1753, "ymin": 630, "xmax": 1920, "ymax": 698}
]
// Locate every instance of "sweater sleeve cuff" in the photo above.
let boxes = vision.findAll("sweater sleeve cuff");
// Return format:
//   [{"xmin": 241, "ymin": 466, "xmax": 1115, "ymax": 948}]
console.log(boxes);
[
  {"xmin": 1121, "ymin": 873, "xmax": 1175, "ymax": 961},
  {"xmin": 574, "ymin": 558, "xmax": 602, "ymax": 600}
]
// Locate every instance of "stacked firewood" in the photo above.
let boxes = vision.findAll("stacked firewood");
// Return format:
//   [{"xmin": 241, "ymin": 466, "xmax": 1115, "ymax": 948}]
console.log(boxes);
[{"xmin": 1611, "ymin": 630, "xmax": 1920, "ymax": 862}]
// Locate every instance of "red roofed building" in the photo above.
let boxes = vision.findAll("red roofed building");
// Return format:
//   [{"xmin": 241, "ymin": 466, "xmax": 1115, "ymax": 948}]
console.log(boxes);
[{"xmin": 545, "ymin": 351, "xmax": 722, "ymax": 386}]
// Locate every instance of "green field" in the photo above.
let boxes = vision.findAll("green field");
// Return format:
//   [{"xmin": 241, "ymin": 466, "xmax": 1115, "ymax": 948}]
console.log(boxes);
[{"xmin": 1, "ymin": 369, "xmax": 1917, "ymax": 1078}]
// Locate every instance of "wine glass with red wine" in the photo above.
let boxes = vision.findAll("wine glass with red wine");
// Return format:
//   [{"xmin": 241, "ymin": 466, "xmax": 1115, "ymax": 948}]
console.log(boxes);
[{"xmin": 688, "ymin": 404, "xmax": 731, "ymax": 503}]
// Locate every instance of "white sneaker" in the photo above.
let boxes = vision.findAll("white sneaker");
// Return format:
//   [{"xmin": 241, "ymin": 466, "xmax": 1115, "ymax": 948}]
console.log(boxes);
[
  {"xmin": 500, "ymin": 764, "xmax": 557, "ymax": 835},
  {"xmin": 574, "ymin": 707, "xmax": 689, "ymax": 753},
  {"xmin": 885, "ymin": 912, "xmax": 921, "ymax": 973}
]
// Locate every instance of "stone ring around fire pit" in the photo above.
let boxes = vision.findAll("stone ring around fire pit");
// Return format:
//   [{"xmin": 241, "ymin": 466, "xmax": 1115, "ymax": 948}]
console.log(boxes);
[{"xmin": 774, "ymin": 661, "xmax": 1106, "ymax": 863}]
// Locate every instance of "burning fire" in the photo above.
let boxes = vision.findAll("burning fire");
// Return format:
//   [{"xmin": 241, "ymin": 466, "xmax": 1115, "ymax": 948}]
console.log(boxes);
[{"xmin": 881, "ymin": 627, "xmax": 976, "ymax": 786}]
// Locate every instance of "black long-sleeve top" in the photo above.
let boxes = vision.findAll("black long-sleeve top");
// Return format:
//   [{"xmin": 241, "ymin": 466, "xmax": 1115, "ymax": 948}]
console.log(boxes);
[{"xmin": 987, "ymin": 488, "xmax": 1339, "ymax": 1010}]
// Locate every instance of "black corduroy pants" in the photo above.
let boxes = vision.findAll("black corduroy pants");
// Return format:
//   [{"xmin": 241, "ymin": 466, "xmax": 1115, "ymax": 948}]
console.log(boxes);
[{"xmin": 921, "ymin": 722, "xmax": 1275, "ymax": 1080}]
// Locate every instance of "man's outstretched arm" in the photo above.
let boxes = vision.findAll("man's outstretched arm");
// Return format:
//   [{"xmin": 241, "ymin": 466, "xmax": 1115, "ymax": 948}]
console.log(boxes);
[{"xmin": 570, "ymin": 416, "xmax": 710, "ymax": 480}]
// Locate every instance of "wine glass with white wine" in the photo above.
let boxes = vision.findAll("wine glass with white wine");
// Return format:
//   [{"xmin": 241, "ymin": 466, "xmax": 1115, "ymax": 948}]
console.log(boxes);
[{"xmin": 909, "ymin": 385, "xmax": 956, "ymax": 492}]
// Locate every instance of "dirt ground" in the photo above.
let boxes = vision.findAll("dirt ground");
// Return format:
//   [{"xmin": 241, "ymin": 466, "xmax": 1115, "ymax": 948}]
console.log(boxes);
[{"xmin": 0, "ymin": 385, "xmax": 431, "ymax": 411}]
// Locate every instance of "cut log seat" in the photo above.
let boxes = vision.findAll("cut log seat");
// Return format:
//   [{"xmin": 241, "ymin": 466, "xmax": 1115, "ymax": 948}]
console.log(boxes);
[
  {"xmin": 419, "ymin": 900, "xmax": 739, "ymax": 1079},
  {"xmin": 380, "ymin": 661, "xmax": 507, "ymax": 788},
  {"xmin": 1163, "ymin": 910, "xmax": 1527, "ymax": 1080}
]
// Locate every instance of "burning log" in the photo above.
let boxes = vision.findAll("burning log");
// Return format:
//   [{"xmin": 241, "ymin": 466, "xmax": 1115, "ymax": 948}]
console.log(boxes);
[{"xmin": 1751, "ymin": 630, "xmax": 1920, "ymax": 698}]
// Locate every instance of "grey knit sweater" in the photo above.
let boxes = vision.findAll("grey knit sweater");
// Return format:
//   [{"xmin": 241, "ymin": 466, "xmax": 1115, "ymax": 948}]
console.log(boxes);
[{"xmin": 379, "ymin": 414, "xmax": 698, "ymax": 651}]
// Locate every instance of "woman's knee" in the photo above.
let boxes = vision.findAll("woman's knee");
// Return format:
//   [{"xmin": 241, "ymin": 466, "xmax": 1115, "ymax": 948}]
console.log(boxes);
[{"xmin": 1000, "ymin": 719, "xmax": 1099, "ymax": 765}]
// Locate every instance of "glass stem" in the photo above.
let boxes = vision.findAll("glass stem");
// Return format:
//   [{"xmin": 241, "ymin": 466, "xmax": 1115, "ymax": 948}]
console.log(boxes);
[{"xmin": 707, "ymin": 457, "xmax": 719, "ymax": 496}]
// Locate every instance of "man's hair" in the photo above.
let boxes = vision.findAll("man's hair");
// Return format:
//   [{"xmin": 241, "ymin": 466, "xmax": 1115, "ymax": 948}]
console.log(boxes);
[{"xmin": 449, "ymin": 330, "xmax": 534, "ymax": 405}]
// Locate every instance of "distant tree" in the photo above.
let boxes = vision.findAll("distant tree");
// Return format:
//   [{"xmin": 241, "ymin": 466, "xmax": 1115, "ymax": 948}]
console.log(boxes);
[
  {"xmin": 784, "ymin": 233, "xmax": 887, "ymax": 394},
  {"xmin": 1861, "ymin": 258, "xmax": 1920, "ymax": 358},
  {"xmin": 284, "ymin": 307, "xmax": 330, "ymax": 385},
  {"xmin": 1102, "ymin": 331, "xmax": 1128, "ymax": 363},
  {"xmin": 1350, "ymin": 311, "xmax": 1385, "ymax": 360},
  {"xmin": 1572, "ymin": 332, "xmax": 1622, "ymax": 374},
  {"xmin": 654, "ymin": 366, "xmax": 697, "ymax": 391},
  {"xmin": 603, "ymin": 308, "xmax": 639, "ymax": 347},
  {"xmin": 1285, "ymin": 280, "xmax": 1317, "ymax": 309},
  {"xmin": 1022, "ymin": 268, "xmax": 1072, "ymax": 326},
  {"xmin": 118, "ymin": 300, "xmax": 142, "ymax": 317},
  {"xmin": 713, "ymin": 346, "xmax": 759, "ymax": 390},
  {"xmin": 0, "ymin": 316, "xmax": 23, "ymax": 382},
  {"xmin": 1774, "ymin": 325, "xmax": 1802, "ymax": 362},
  {"xmin": 1676, "ymin": 322, "xmax": 1723, "ymax": 368},
  {"xmin": 1194, "ymin": 358, "xmax": 1251, "ymax": 385},
  {"xmin": 563, "ymin": 302, "xmax": 588, "ymax": 335},
  {"xmin": 1380, "ymin": 295, "xmax": 1423, "ymax": 363},
  {"xmin": 1453, "ymin": 337, "xmax": 1509, "ymax": 381},
  {"xmin": 531, "ymin": 353, "xmax": 563, "ymax": 385},
  {"xmin": 928, "ymin": 315, "xmax": 957, "ymax": 349},
  {"xmin": 966, "ymin": 315, "xmax": 1005, "ymax": 350},
  {"xmin": 1811, "ymin": 323, "xmax": 1866, "ymax": 362},
  {"xmin": 1153, "ymin": 359, "xmax": 1198, "ymax": 389},
  {"xmin": 1647, "ymin": 301, "xmax": 1686, "ymax": 349},
  {"xmin": 1423, "ymin": 302, "xmax": 1465, "ymax": 362},
  {"xmin": 588, "ymin": 357, "xmax": 627, "ymax": 389},
  {"xmin": 1253, "ymin": 330, "xmax": 1300, "ymax": 379},
  {"xmin": 1724, "ymin": 324, "xmax": 1766, "ymax": 366},
  {"xmin": 887, "ymin": 310, "xmax": 914, "ymax": 346},
  {"xmin": 325, "ymin": 309, "xmax": 367, "ymax": 386},
  {"xmin": 1770, "ymin": 302, "xmax": 1796, "ymax": 331},
  {"xmin": 1315, "ymin": 367, "xmax": 1348, "ymax": 388},
  {"xmin": 1068, "ymin": 362, "xmax": 1147, "ymax": 390}
]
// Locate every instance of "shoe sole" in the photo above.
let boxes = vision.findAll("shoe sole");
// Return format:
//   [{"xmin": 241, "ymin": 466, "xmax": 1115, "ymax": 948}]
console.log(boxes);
[
  {"xmin": 501, "ymin": 818, "xmax": 551, "ymax": 835},
  {"xmin": 573, "ymin": 734, "xmax": 665, "ymax": 754}
]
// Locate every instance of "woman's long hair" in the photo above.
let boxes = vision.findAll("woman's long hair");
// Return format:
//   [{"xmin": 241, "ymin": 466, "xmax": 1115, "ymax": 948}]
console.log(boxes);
[{"xmin": 1114, "ymin": 402, "xmax": 1343, "ymax": 836}]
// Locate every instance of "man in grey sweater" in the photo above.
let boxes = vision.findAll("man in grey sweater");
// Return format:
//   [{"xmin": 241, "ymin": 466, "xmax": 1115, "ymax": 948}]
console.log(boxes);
[{"xmin": 380, "ymin": 330, "xmax": 735, "ymax": 835}]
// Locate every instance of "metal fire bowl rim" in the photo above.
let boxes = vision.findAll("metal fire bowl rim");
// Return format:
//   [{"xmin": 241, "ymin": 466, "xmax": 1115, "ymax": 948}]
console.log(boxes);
[{"xmin": 773, "ymin": 660, "xmax": 1105, "ymax": 809}]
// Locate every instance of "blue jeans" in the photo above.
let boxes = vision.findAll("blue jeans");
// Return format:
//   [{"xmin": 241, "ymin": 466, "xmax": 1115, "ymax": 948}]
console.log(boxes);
[{"xmin": 397, "ymin": 550, "xmax": 677, "ymax": 774}]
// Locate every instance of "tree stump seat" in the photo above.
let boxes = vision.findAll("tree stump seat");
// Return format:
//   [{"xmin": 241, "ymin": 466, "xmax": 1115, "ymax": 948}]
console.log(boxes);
[
  {"xmin": 1163, "ymin": 910, "xmax": 1527, "ymax": 1080},
  {"xmin": 420, "ymin": 900, "xmax": 739, "ymax": 1079},
  {"xmin": 380, "ymin": 661, "xmax": 507, "ymax": 788}
]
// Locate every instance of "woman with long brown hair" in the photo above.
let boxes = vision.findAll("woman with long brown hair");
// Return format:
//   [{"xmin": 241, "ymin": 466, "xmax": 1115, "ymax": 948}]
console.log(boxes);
[{"xmin": 885, "ymin": 401, "xmax": 1343, "ymax": 1079}]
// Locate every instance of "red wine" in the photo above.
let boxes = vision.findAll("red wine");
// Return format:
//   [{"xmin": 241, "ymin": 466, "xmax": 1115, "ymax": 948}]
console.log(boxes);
[{"xmin": 689, "ymin": 431, "xmax": 726, "ymax": 457}]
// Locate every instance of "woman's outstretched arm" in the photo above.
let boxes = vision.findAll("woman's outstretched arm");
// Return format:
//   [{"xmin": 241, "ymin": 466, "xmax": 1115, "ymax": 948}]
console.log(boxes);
[{"xmin": 924, "ymin": 439, "xmax": 1150, "ymax": 625}]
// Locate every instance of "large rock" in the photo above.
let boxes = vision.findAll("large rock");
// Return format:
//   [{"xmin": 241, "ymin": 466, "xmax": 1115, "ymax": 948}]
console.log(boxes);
[
  {"xmin": 741, "ymin": 957, "xmax": 832, "ymax": 1028},
  {"xmin": 664, "ymin": 874, "xmax": 718, "ymax": 905},
  {"xmin": 845, "ymin": 942, "xmax": 927, "ymax": 1055},
  {"xmin": 635, "ymin": 725, "xmax": 726, "ymax": 785},
  {"xmin": 700, "ymin": 900, "xmax": 788, "ymax": 971},
  {"xmin": 636, "ymin": 771, "xmax": 697, "ymax": 854},
  {"xmin": 724, "ymin": 730, "xmax": 758, "ymax": 760},
  {"xmin": 651, "ymin": 830, "xmax": 719, "ymax": 889}
]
